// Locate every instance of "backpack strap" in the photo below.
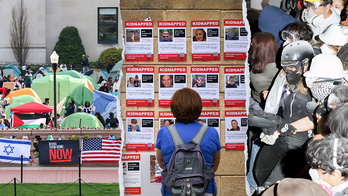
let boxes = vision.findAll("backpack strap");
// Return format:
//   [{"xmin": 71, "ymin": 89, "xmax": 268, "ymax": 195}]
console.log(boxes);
[
  {"xmin": 192, "ymin": 124, "xmax": 209, "ymax": 145},
  {"xmin": 167, "ymin": 124, "xmax": 184, "ymax": 147}
]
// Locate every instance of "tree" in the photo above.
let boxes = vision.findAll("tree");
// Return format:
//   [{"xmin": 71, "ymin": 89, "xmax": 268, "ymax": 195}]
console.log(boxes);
[
  {"xmin": 53, "ymin": 26, "xmax": 85, "ymax": 65},
  {"xmin": 10, "ymin": 0, "xmax": 30, "ymax": 66}
]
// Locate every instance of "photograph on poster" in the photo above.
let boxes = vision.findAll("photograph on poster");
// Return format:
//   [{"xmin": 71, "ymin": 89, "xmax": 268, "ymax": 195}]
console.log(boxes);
[
  {"xmin": 159, "ymin": 119, "xmax": 175, "ymax": 129},
  {"xmin": 192, "ymin": 75, "xmax": 206, "ymax": 88},
  {"xmin": 192, "ymin": 29, "xmax": 207, "ymax": 41},
  {"xmin": 160, "ymin": 75, "xmax": 173, "ymax": 88},
  {"xmin": 227, "ymin": 119, "xmax": 241, "ymax": 131},
  {"xmin": 127, "ymin": 119, "xmax": 141, "ymax": 132},
  {"xmin": 225, "ymin": 27, "xmax": 239, "ymax": 40},
  {"xmin": 126, "ymin": 74, "xmax": 141, "ymax": 88},
  {"xmin": 126, "ymin": 29, "xmax": 140, "ymax": 42},
  {"xmin": 159, "ymin": 29, "xmax": 173, "ymax": 42},
  {"xmin": 225, "ymin": 75, "xmax": 239, "ymax": 88}
]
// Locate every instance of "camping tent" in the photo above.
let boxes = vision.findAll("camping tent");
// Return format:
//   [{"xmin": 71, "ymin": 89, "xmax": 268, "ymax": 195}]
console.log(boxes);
[
  {"xmin": 84, "ymin": 69, "xmax": 109, "ymax": 83},
  {"xmin": 32, "ymin": 75, "xmax": 94, "ymax": 106},
  {"xmin": 5, "ymin": 95, "xmax": 42, "ymax": 118},
  {"xmin": 64, "ymin": 86, "xmax": 93, "ymax": 108},
  {"xmin": 2, "ymin": 64, "xmax": 21, "ymax": 78},
  {"xmin": 109, "ymin": 61, "xmax": 122, "ymax": 80},
  {"xmin": 60, "ymin": 112, "xmax": 103, "ymax": 129},
  {"xmin": 46, "ymin": 70, "xmax": 97, "ymax": 90},
  {"xmin": 93, "ymin": 90, "xmax": 117, "ymax": 120},
  {"xmin": 33, "ymin": 67, "xmax": 52, "ymax": 78},
  {"xmin": 11, "ymin": 102, "xmax": 53, "ymax": 128},
  {"xmin": 8, "ymin": 88, "xmax": 42, "ymax": 104}
]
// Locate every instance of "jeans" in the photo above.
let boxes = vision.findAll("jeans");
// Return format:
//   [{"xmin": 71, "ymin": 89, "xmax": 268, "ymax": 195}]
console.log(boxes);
[
  {"xmin": 247, "ymin": 139, "xmax": 261, "ymax": 191},
  {"xmin": 83, "ymin": 66, "xmax": 89, "ymax": 72}
]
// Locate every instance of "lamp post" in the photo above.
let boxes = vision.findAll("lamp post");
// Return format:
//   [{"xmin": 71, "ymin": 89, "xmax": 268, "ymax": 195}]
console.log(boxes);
[{"xmin": 50, "ymin": 51, "xmax": 59, "ymax": 129}]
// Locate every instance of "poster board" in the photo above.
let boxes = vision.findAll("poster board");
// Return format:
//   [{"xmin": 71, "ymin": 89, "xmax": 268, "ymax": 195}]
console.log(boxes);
[
  {"xmin": 158, "ymin": 111, "xmax": 175, "ymax": 129},
  {"xmin": 224, "ymin": 67, "xmax": 246, "ymax": 107},
  {"xmin": 223, "ymin": 19, "xmax": 248, "ymax": 60},
  {"xmin": 198, "ymin": 111, "xmax": 220, "ymax": 135},
  {"xmin": 225, "ymin": 110, "xmax": 248, "ymax": 151}
]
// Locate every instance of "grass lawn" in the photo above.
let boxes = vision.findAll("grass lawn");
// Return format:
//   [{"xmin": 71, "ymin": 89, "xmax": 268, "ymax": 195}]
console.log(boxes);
[{"xmin": 0, "ymin": 182, "xmax": 120, "ymax": 196}]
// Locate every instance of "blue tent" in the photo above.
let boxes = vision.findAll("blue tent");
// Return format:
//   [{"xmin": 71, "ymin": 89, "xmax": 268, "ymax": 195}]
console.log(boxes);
[
  {"xmin": 33, "ymin": 67, "xmax": 52, "ymax": 78},
  {"xmin": 109, "ymin": 61, "xmax": 122, "ymax": 80},
  {"xmin": 2, "ymin": 64, "xmax": 21, "ymax": 78},
  {"xmin": 93, "ymin": 90, "xmax": 117, "ymax": 120}
]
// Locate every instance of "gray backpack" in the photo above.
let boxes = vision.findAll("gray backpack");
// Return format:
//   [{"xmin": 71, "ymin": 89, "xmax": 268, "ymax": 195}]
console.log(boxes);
[{"xmin": 161, "ymin": 124, "xmax": 216, "ymax": 196}]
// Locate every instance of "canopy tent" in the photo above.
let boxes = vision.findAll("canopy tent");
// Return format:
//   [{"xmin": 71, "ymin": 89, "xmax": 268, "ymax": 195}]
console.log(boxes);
[
  {"xmin": 8, "ymin": 88, "xmax": 42, "ymax": 105},
  {"xmin": 46, "ymin": 70, "xmax": 97, "ymax": 89},
  {"xmin": 5, "ymin": 95, "xmax": 41, "ymax": 118},
  {"xmin": 109, "ymin": 61, "xmax": 122, "ymax": 81},
  {"xmin": 33, "ymin": 67, "xmax": 52, "ymax": 78},
  {"xmin": 84, "ymin": 69, "xmax": 109, "ymax": 83},
  {"xmin": 63, "ymin": 86, "xmax": 93, "ymax": 109},
  {"xmin": 11, "ymin": 102, "xmax": 54, "ymax": 128},
  {"xmin": 93, "ymin": 90, "xmax": 117, "ymax": 120},
  {"xmin": 60, "ymin": 112, "xmax": 103, "ymax": 129},
  {"xmin": 32, "ymin": 75, "xmax": 94, "ymax": 106},
  {"xmin": 2, "ymin": 64, "xmax": 21, "ymax": 78}
]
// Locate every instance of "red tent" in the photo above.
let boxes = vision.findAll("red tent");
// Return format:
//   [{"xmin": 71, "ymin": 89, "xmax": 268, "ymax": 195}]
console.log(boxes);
[{"xmin": 11, "ymin": 102, "xmax": 54, "ymax": 113}]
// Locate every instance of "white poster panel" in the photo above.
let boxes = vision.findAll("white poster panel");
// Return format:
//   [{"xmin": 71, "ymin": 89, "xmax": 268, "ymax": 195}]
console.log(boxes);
[
  {"xmin": 158, "ymin": 111, "xmax": 176, "ymax": 130},
  {"xmin": 224, "ymin": 67, "xmax": 246, "ymax": 107},
  {"xmin": 158, "ymin": 67, "xmax": 187, "ymax": 107},
  {"xmin": 191, "ymin": 66, "xmax": 219, "ymax": 107},
  {"xmin": 225, "ymin": 110, "xmax": 248, "ymax": 151},
  {"xmin": 197, "ymin": 111, "xmax": 220, "ymax": 135},
  {"xmin": 125, "ymin": 21, "xmax": 154, "ymax": 61},
  {"xmin": 158, "ymin": 21, "xmax": 187, "ymax": 61},
  {"xmin": 191, "ymin": 20, "xmax": 220, "ymax": 61},
  {"xmin": 224, "ymin": 19, "xmax": 248, "ymax": 60},
  {"xmin": 126, "ymin": 66, "xmax": 154, "ymax": 107},
  {"xmin": 123, "ymin": 153, "xmax": 141, "ymax": 195},
  {"xmin": 150, "ymin": 155, "xmax": 164, "ymax": 184},
  {"xmin": 126, "ymin": 111, "xmax": 155, "ymax": 151}
]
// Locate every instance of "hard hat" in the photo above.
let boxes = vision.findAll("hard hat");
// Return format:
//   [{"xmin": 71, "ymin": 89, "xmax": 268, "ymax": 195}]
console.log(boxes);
[
  {"xmin": 281, "ymin": 40, "xmax": 315, "ymax": 68},
  {"xmin": 319, "ymin": 24, "xmax": 348, "ymax": 46},
  {"xmin": 304, "ymin": 54, "xmax": 345, "ymax": 78}
]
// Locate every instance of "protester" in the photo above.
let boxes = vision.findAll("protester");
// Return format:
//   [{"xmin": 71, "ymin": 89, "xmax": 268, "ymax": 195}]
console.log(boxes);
[
  {"xmin": 81, "ymin": 54, "xmax": 89, "ymax": 72},
  {"xmin": 43, "ymin": 98, "xmax": 50, "ymax": 105},
  {"xmin": 156, "ymin": 88, "xmax": 221, "ymax": 195},
  {"xmin": 106, "ymin": 112, "xmax": 119, "ymax": 128},
  {"xmin": 24, "ymin": 70, "xmax": 32, "ymax": 88},
  {"xmin": 0, "ymin": 119, "xmax": 6, "ymax": 129},
  {"xmin": 65, "ymin": 99, "xmax": 76, "ymax": 116},
  {"xmin": 81, "ymin": 101, "xmax": 95, "ymax": 114},
  {"xmin": 95, "ymin": 112, "xmax": 106, "ymax": 127},
  {"xmin": 318, "ymin": 23, "xmax": 348, "ymax": 55},
  {"xmin": 112, "ymin": 78, "xmax": 119, "ymax": 93},
  {"xmin": 98, "ymin": 81, "xmax": 109, "ymax": 93}
]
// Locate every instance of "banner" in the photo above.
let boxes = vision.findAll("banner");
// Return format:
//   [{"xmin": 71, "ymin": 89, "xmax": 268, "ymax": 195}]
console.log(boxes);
[
  {"xmin": 223, "ymin": 19, "xmax": 248, "ymax": 60},
  {"xmin": 225, "ymin": 110, "xmax": 248, "ymax": 150},
  {"xmin": 191, "ymin": 67, "xmax": 219, "ymax": 107},
  {"xmin": 0, "ymin": 138, "xmax": 31, "ymax": 164},
  {"xmin": 224, "ymin": 67, "xmax": 246, "ymax": 107},
  {"xmin": 191, "ymin": 20, "xmax": 220, "ymax": 61},
  {"xmin": 123, "ymin": 153, "xmax": 141, "ymax": 195},
  {"xmin": 125, "ymin": 21, "xmax": 154, "ymax": 61},
  {"xmin": 126, "ymin": 111, "xmax": 155, "ymax": 151},
  {"xmin": 39, "ymin": 140, "xmax": 79, "ymax": 164},
  {"xmin": 198, "ymin": 111, "xmax": 220, "ymax": 135},
  {"xmin": 126, "ymin": 66, "xmax": 155, "ymax": 107},
  {"xmin": 158, "ymin": 111, "xmax": 175, "ymax": 129},
  {"xmin": 158, "ymin": 21, "xmax": 187, "ymax": 61},
  {"xmin": 158, "ymin": 67, "xmax": 187, "ymax": 107},
  {"xmin": 81, "ymin": 138, "xmax": 122, "ymax": 163}
]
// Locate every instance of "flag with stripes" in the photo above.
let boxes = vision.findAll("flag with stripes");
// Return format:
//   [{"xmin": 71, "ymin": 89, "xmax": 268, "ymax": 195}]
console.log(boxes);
[
  {"xmin": 12, "ymin": 113, "xmax": 46, "ymax": 128},
  {"xmin": 0, "ymin": 138, "xmax": 31, "ymax": 164},
  {"xmin": 81, "ymin": 138, "xmax": 121, "ymax": 163}
]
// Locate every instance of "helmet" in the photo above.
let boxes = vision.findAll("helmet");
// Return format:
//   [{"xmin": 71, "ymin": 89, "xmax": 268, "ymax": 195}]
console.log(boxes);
[
  {"xmin": 304, "ymin": 54, "xmax": 344, "ymax": 78},
  {"xmin": 281, "ymin": 40, "xmax": 315, "ymax": 69},
  {"xmin": 319, "ymin": 24, "xmax": 348, "ymax": 46}
]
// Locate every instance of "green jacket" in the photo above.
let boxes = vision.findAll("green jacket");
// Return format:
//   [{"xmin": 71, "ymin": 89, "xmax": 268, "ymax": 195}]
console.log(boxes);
[{"xmin": 24, "ymin": 75, "xmax": 32, "ymax": 85}]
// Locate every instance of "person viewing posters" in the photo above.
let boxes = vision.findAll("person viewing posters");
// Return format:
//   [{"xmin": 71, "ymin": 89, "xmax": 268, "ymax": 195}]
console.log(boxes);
[
  {"xmin": 225, "ymin": 110, "xmax": 248, "ymax": 150},
  {"xmin": 191, "ymin": 20, "xmax": 220, "ymax": 61},
  {"xmin": 158, "ymin": 67, "xmax": 187, "ymax": 107},
  {"xmin": 126, "ymin": 66, "xmax": 154, "ymax": 107},
  {"xmin": 158, "ymin": 21, "xmax": 187, "ymax": 61},
  {"xmin": 125, "ymin": 21, "xmax": 153, "ymax": 61},
  {"xmin": 224, "ymin": 67, "xmax": 246, "ymax": 107},
  {"xmin": 126, "ymin": 111, "xmax": 154, "ymax": 151},
  {"xmin": 191, "ymin": 66, "xmax": 219, "ymax": 107},
  {"xmin": 224, "ymin": 19, "xmax": 248, "ymax": 60}
]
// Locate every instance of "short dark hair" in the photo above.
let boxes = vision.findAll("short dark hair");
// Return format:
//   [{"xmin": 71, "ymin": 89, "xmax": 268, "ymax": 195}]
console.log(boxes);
[
  {"xmin": 231, "ymin": 119, "xmax": 238, "ymax": 123},
  {"xmin": 131, "ymin": 119, "xmax": 137, "ymax": 124},
  {"xmin": 327, "ymin": 104, "xmax": 348, "ymax": 138},
  {"xmin": 171, "ymin": 88, "xmax": 202, "ymax": 124},
  {"xmin": 282, "ymin": 22, "xmax": 314, "ymax": 42},
  {"xmin": 45, "ymin": 98, "xmax": 50, "ymax": 102},
  {"xmin": 306, "ymin": 134, "xmax": 348, "ymax": 180}
]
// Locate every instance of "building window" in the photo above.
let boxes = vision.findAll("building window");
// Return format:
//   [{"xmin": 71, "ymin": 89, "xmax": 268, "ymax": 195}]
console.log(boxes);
[{"xmin": 98, "ymin": 8, "xmax": 118, "ymax": 44}]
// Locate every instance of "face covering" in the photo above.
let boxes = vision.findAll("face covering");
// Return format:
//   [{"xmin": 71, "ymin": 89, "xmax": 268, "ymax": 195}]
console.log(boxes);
[
  {"xmin": 302, "ymin": 8, "xmax": 318, "ymax": 22},
  {"xmin": 286, "ymin": 72, "xmax": 302, "ymax": 85},
  {"xmin": 333, "ymin": 7, "xmax": 341, "ymax": 15},
  {"xmin": 321, "ymin": 44, "xmax": 336, "ymax": 55},
  {"xmin": 310, "ymin": 82, "xmax": 334, "ymax": 102},
  {"xmin": 309, "ymin": 169, "xmax": 334, "ymax": 195}
]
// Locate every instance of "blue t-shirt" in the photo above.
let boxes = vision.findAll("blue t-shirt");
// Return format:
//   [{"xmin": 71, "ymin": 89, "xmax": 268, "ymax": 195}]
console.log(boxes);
[
  {"xmin": 156, "ymin": 122, "xmax": 221, "ymax": 195},
  {"xmin": 159, "ymin": 38, "xmax": 172, "ymax": 42}
]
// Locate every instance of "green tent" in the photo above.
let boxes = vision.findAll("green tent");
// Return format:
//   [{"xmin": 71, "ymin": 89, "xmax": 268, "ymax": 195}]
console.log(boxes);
[
  {"xmin": 46, "ymin": 70, "xmax": 98, "ymax": 89},
  {"xmin": 61, "ymin": 112, "xmax": 103, "ymax": 129},
  {"xmin": 64, "ymin": 86, "xmax": 93, "ymax": 108},
  {"xmin": 32, "ymin": 75, "xmax": 92, "ymax": 106},
  {"xmin": 5, "ymin": 95, "xmax": 41, "ymax": 118}
]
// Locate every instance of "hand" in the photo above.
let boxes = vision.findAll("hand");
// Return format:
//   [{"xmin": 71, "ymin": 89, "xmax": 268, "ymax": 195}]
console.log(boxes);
[
  {"xmin": 277, "ymin": 119, "xmax": 297, "ymax": 137},
  {"xmin": 260, "ymin": 132, "xmax": 278, "ymax": 145},
  {"xmin": 262, "ymin": 90, "xmax": 269, "ymax": 100}
]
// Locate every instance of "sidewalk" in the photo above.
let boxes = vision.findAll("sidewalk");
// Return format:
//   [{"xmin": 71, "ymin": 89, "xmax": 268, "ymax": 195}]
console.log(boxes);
[{"xmin": 0, "ymin": 167, "xmax": 119, "ymax": 183}]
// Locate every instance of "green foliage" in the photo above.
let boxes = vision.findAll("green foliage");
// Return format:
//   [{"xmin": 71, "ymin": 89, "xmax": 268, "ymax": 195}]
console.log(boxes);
[
  {"xmin": 98, "ymin": 48, "xmax": 122, "ymax": 67},
  {"xmin": 70, "ymin": 135, "xmax": 78, "ymax": 140},
  {"xmin": 53, "ymin": 26, "xmax": 85, "ymax": 65},
  {"xmin": 89, "ymin": 61, "xmax": 100, "ymax": 67},
  {"xmin": 33, "ymin": 141, "xmax": 38, "ymax": 152},
  {"xmin": 83, "ymin": 135, "xmax": 91, "ymax": 140}
]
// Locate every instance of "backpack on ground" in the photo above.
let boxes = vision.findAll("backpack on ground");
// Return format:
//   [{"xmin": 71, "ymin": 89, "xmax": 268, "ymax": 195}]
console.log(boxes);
[{"xmin": 161, "ymin": 124, "xmax": 216, "ymax": 196}]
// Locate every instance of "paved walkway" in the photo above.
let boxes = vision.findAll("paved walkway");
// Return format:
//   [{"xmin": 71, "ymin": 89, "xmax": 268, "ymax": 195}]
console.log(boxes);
[{"xmin": 0, "ymin": 167, "xmax": 119, "ymax": 183}]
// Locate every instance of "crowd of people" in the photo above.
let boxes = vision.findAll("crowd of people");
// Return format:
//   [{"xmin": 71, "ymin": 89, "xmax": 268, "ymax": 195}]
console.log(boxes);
[{"xmin": 247, "ymin": 0, "xmax": 348, "ymax": 195}]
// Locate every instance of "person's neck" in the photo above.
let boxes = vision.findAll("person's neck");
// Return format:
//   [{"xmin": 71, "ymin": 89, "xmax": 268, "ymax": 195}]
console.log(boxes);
[{"xmin": 324, "ymin": 8, "xmax": 332, "ymax": 19}]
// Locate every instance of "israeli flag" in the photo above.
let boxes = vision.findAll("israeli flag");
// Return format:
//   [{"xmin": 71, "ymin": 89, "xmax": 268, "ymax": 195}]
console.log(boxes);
[{"xmin": 0, "ymin": 138, "xmax": 31, "ymax": 164}]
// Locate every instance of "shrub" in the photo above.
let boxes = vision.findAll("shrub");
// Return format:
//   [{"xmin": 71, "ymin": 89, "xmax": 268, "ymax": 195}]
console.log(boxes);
[
  {"xmin": 98, "ymin": 48, "xmax": 122, "ymax": 67},
  {"xmin": 83, "ymin": 135, "xmax": 91, "ymax": 140},
  {"xmin": 70, "ymin": 135, "xmax": 78, "ymax": 140},
  {"xmin": 53, "ymin": 26, "xmax": 85, "ymax": 65}
]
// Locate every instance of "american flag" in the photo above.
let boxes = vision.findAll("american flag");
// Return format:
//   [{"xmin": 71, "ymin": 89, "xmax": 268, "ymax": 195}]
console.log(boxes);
[{"xmin": 81, "ymin": 138, "xmax": 122, "ymax": 163}]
